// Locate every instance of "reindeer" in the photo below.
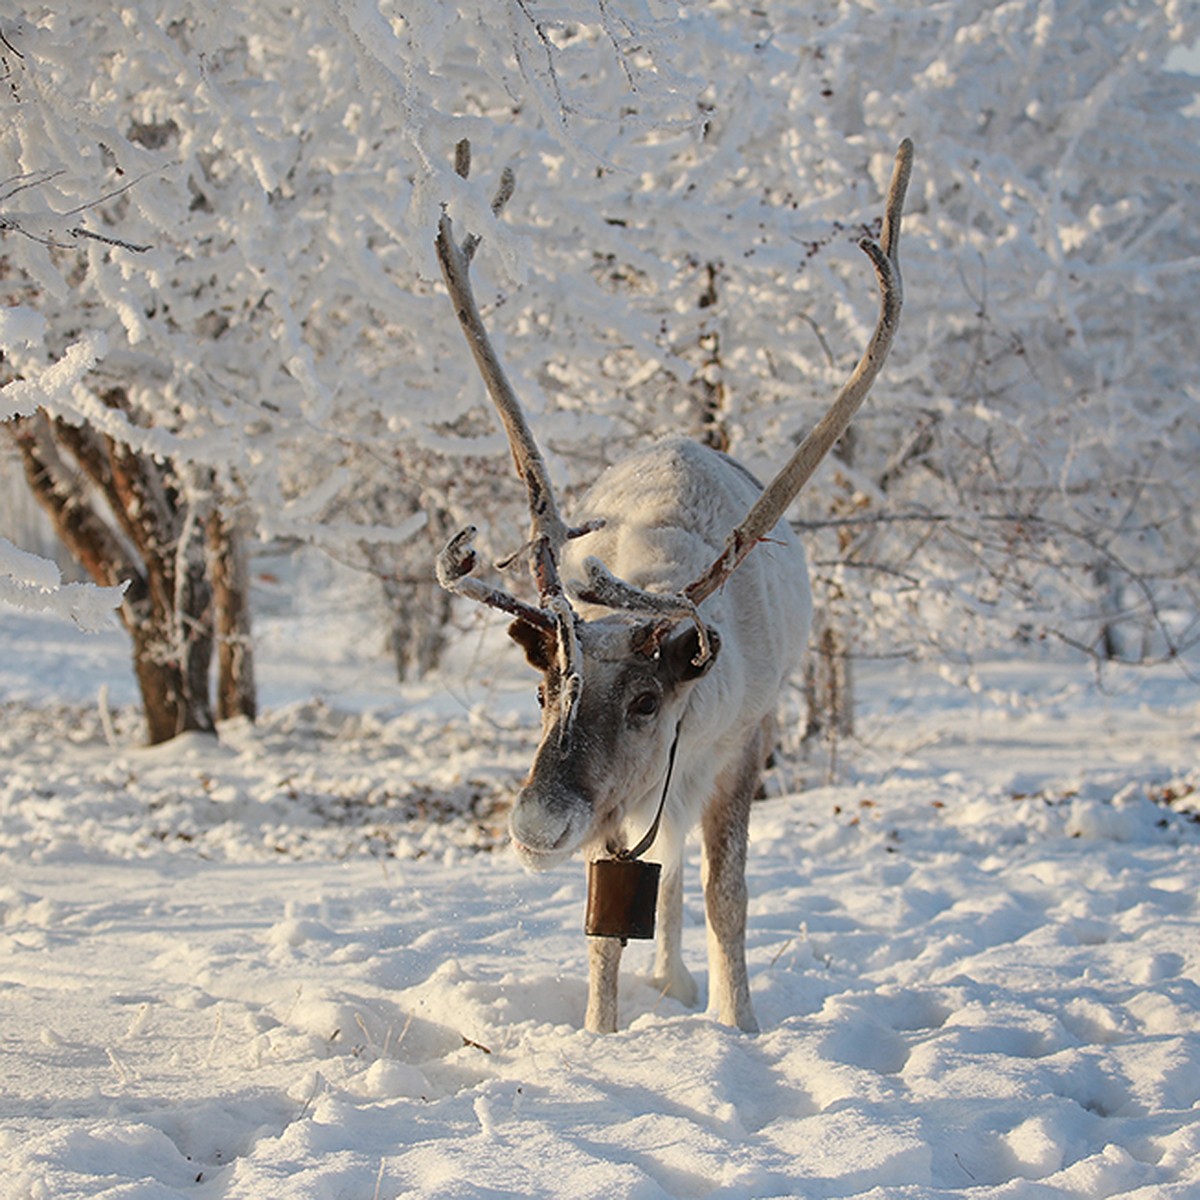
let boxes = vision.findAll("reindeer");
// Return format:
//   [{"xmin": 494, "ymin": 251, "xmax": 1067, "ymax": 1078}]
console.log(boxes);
[{"xmin": 435, "ymin": 139, "xmax": 912, "ymax": 1033}]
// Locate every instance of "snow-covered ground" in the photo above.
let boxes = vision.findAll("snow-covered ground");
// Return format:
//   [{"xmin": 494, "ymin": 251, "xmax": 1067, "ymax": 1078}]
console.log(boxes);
[{"xmin": 1, "ymin": 606, "xmax": 1198, "ymax": 1199}]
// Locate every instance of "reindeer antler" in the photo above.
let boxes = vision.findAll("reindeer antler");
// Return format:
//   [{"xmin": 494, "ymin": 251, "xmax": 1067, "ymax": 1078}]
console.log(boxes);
[
  {"xmin": 435, "ymin": 147, "xmax": 571, "ymax": 599},
  {"xmin": 435, "ymin": 525, "xmax": 555, "ymax": 632},
  {"xmin": 574, "ymin": 139, "xmax": 914, "ymax": 659},
  {"xmin": 686, "ymin": 139, "xmax": 913, "ymax": 606},
  {"xmin": 435, "ymin": 141, "xmax": 602, "ymax": 731},
  {"xmin": 436, "ymin": 139, "xmax": 913, "ymax": 676}
]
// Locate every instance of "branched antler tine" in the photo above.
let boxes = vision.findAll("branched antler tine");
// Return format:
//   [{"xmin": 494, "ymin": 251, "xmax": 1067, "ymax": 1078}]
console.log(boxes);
[
  {"xmin": 685, "ymin": 138, "xmax": 914, "ymax": 607},
  {"xmin": 546, "ymin": 595, "xmax": 583, "ymax": 741},
  {"xmin": 452, "ymin": 139, "xmax": 487, "ymax": 262},
  {"xmin": 570, "ymin": 557, "xmax": 712, "ymax": 663},
  {"xmin": 879, "ymin": 137, "xmax": 912, "ymax": 262},
  {"xmin": 454, "ymin": 143, "xmax": 515, "ymax": 261},
  {"xmin": 437, "ymin": 526, "xmax": 556, "ymax": 631},
  {"xmin": 436, "ymin": 524, "xmax": 481, "ymax": 584}
]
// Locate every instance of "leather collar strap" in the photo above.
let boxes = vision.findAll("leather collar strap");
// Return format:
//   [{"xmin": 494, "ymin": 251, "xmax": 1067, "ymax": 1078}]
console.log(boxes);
[{"xmin": 618, "ymin": 722, "xmax": 682, "ymax": 863}]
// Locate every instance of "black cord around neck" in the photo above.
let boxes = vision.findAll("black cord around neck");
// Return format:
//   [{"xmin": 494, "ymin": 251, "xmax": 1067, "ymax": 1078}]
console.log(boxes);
[{"xmin": 617, "ymin": 722, "xmax": 682, "ymax": 862}]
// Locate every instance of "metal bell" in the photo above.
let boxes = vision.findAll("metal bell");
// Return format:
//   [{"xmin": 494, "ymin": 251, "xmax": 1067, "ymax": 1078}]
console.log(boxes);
[{"xmin": 585, "ymin": 857, "xmax": 661, "ymax": 941}]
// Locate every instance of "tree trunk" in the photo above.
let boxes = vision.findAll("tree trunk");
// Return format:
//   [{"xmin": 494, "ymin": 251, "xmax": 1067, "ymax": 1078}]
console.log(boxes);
[
  {"xmin": 803, "ymin": 609, "xmax": 855, "ymax": 781},
  {"xmin": 1093, "ymin": 563, "xmax": 1137, "ymax": 662},
  {"xmin": 208, "ymin": 508, "xmax": 257, "ymax": 722},
  {"xmin": 171, "ymin": 509, "xmax": 216, "ymax": 736},
  {"xmin": 696, "ymin": 262, "xmax": 731, "ymax": 452},
  {"xmin": 390, "ymin": 575, "xmax": 454, "ymax": 680},
  {"xmin": 383, "ymin": 507, "xmax": 455, "ymax": 681},
  {"xmin": 129, "ymin": 610, "xmax": 214, "ymax": 744},
  {"xmin": 7, "ymin": 408, "xmax": 221, "ymax": 744}
]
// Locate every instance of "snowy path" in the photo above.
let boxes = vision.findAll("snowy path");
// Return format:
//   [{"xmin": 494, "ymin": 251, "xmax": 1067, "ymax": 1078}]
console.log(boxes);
[{"xmin": 1, "ymin": 615, "xmax": 1198, "ymax": 1198}]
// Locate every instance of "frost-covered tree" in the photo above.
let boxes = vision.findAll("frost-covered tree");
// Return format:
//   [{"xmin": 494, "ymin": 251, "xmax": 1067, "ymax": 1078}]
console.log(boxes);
[
  {"xmin": 350, "ymin": 0, "xmax": 1200, "ymax": 681},
  {"xmin": 0, "ymin": 1, "xmax": 709, "ymax": 736},
  {"xmin": 814, "ymin": 0, "xmax": 1200, "ymax": 674},
  {"xmin": 502, "ymin": 0, "xmax": 1200, "ymax": 675},
  {"xmin": 2, "ymin": 0, "xmax": 1197, "ymax": 745},
  {"xmin": 388, "ymin": 0, "xmax": 1200, "ymax": 705}
]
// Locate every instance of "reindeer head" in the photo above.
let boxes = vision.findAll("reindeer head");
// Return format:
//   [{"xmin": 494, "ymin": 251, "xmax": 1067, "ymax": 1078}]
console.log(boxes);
[
  {"xmin": 505, "ymin": 614, "xmax": 719, "ymax": 868},
  {"xmin": 433, "ymin": 138, "xmax": 911, "ymax": 869}
]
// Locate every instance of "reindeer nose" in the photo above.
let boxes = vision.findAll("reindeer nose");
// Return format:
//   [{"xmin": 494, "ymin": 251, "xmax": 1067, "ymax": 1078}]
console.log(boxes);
[
  {"xmin": 508, "ymin": 780, "xmax": 589, "ymax": 870},
  {"xmin": 510, "ymin": 788, "xmax": 568, "ymax": 851}
]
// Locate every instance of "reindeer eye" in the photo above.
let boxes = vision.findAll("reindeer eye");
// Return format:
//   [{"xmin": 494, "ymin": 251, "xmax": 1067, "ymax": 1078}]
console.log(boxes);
[
  {"xmin": 536, "ymin": 685, "xmax": 546, "ymax": 709},
  {"xmin": 628, "ymin": 691, "xmax": 660, "ymax": 719}
]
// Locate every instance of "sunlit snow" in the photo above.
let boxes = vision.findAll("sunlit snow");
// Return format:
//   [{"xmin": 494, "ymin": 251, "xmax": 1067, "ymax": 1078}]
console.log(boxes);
[{"xmin": 1, "ymin": 607, "xmax": 1197, "ymax": 1199}]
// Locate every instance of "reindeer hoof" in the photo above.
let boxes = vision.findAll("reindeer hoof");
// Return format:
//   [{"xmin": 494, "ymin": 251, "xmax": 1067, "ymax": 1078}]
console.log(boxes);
[
  {"xmin": 707, "ymin": 1002, "xmax": 760, "ymax": 1034},
  {"xmin": 651, "ymin": 968, "xmax": 699, "ymax": 1009}
]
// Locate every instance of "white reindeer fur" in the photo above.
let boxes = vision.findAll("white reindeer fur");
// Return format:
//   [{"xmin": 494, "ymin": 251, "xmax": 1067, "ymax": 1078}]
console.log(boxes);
[
  {"xmin": 565, "ymin": 436, "xmax": 811, "ymax": 837},
  {"xmin": 511, "ymin": 435, "xmax": 812, "ymax": 1033}
]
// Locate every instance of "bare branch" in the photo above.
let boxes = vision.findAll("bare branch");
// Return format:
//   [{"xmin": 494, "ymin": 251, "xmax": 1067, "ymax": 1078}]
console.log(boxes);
[
  {"xmin": 0, "ymin": 169, "xmax": 63, "ymax": 206},
  {"xmin": 0, "ymin": 26, "xmax": 25, "ymax": 60},
  {"xmin": 0, "ymin": 167, "xmax": 157, "ymax": 251},
  {"xmin": 69, "ymin": 224, "xmax": 152, "ymax": 253}
]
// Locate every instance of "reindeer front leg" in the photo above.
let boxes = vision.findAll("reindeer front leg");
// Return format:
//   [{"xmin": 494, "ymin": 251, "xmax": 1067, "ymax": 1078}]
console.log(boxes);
[
  {"xmin": 700, "ymin": 724, "xmax": 769, "ymax": 1033},
  {"xmin": 585, "ymin": 936, "xmax": 623, "ymax": 1033}
]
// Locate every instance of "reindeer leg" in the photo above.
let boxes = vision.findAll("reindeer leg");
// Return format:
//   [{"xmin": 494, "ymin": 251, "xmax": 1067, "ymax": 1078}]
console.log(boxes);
[
  {"xmin": 651, "ymin": 845, "xmax": 699, "ymax": 1007},
  {"xmin": 700, "ymin": 720, "xmax": 771, "ymax": 1033},
  {"xmin": 585, "ymin": 936, "xmax": 623, "ymax": 1033}
]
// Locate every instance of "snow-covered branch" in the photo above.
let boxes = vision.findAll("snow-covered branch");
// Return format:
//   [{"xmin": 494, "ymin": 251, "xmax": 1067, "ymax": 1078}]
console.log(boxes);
[{"xmin": 0, "ymin": 536, "xmax": 125, "ymax": 630}]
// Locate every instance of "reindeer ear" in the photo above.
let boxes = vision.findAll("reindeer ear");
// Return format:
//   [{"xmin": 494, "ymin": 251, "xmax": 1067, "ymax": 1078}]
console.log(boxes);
[
  {"xmin": 508, "ymin": 618, "xmax": 556, "ymax": 671},
  {"xmin": 661, "ymin": 623, "xmax": 720, "ymax": 684}
]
